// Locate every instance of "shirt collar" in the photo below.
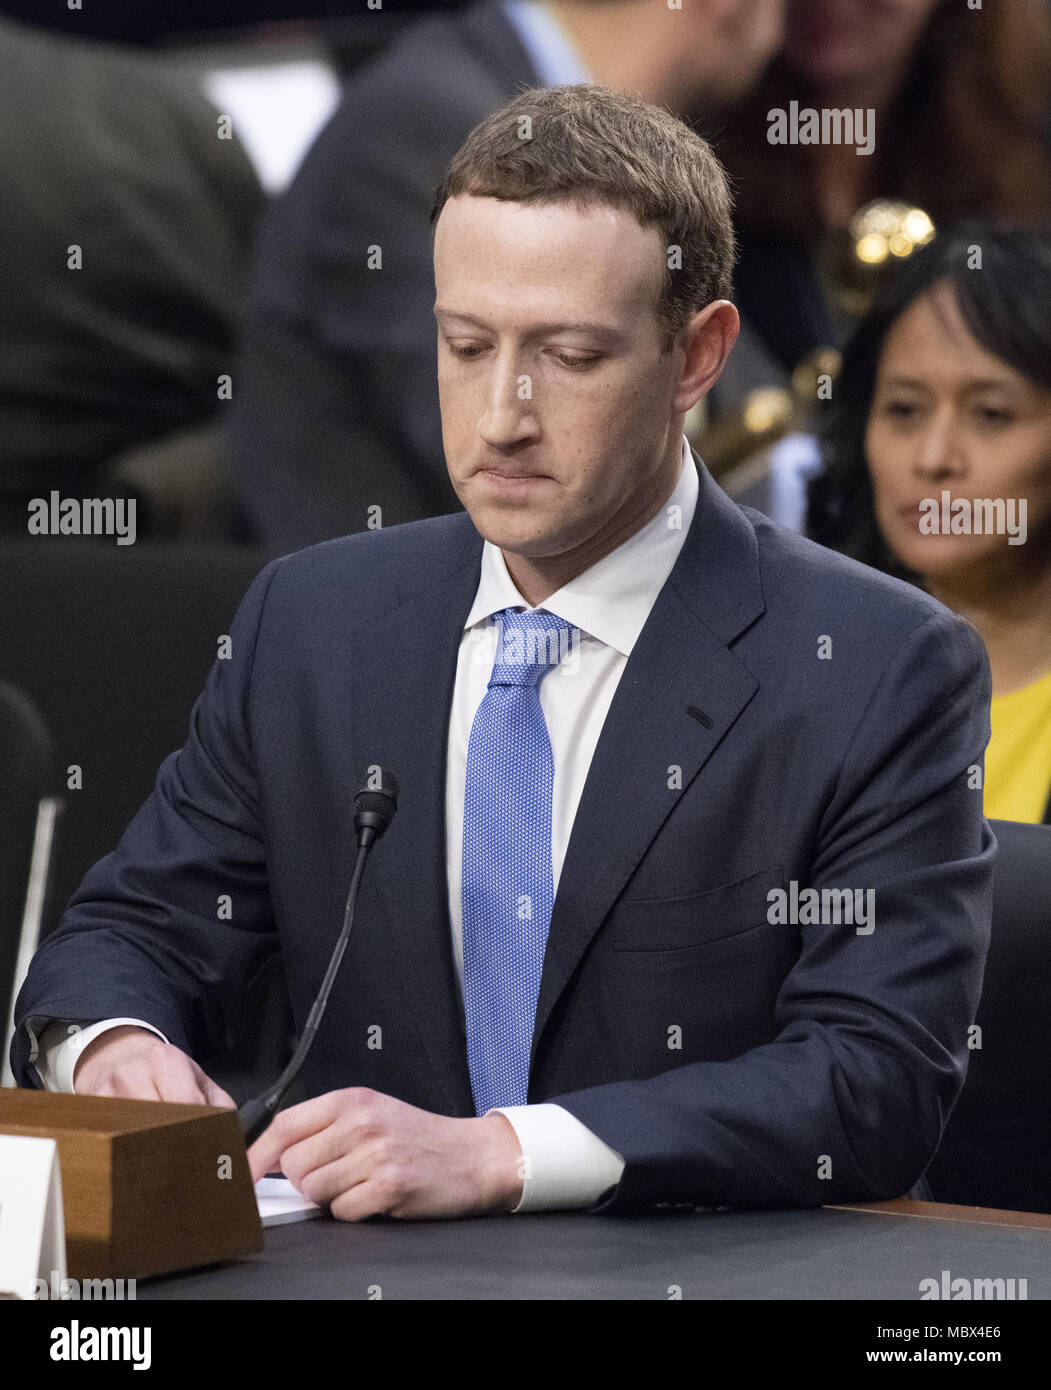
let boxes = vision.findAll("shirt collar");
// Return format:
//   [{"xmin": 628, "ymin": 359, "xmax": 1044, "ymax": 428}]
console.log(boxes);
[
  {"xmin": 501, "ymin": 0, "xmax": 592, "ymax": 86},
  {"xmin": 464, "ymin": 435, "xmax": 698, "ymax": 658}
]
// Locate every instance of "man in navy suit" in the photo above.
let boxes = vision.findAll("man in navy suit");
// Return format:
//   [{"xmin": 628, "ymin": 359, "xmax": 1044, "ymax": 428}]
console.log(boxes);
[{"xmin": 12, "ymin": 84, "xmax": 994, "ymax": 1220}]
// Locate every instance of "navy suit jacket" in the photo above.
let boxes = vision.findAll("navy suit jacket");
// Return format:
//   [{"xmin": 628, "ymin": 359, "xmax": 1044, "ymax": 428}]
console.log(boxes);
[{"xmin": 13, "ymin": 455, "xmax": 996, "ymax": 1214}]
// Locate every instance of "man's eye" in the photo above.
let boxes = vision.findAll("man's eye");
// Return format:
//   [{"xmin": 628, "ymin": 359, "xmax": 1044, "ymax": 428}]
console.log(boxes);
[
  {"xmin": 883, "ymin": 400, "xmax": 918, "ymax": 418},
  {"xmin": 553, "ymin": 352, "xmax": 599, "ymax": 370},
  {"xmin": 448, "ymin": 343, "xmax": 484, "ymax": 360}
]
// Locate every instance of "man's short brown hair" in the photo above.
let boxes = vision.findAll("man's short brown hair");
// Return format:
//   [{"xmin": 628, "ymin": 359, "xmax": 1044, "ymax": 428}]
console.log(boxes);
[{"xmin": 431, "ymin": 83, "xmax": 736, "ymax": 351}]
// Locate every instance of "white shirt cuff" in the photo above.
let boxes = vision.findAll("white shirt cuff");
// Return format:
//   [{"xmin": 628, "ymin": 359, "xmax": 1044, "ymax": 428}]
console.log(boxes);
[
  {"xmin": 490, "ymin": 1103, "xmax": 625, "ymax": 1212},
  {"xmin": 35, "ymin": 1018, "xmax": 169, "ymax": 1093}
]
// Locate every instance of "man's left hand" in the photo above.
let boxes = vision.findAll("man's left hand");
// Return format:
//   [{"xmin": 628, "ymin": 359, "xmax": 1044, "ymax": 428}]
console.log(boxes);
[{"xmin": 247, "ymin": 1087, "xmax": 524, "ymax": 1219}]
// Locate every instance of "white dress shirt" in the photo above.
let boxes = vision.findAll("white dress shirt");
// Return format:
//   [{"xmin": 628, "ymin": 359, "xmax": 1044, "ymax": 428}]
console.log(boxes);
[{"xmin": 33, "ymin": 436, "xmax": 699, "ymax": 1212}]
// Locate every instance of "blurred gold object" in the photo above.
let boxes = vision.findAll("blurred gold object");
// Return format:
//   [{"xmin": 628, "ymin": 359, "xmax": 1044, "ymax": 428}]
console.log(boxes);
[
  {"xmin": 694, "ymin": 386, "xmax": 792, "ymax": 479},
  {"xmin": 826, "ymin": 200, "xmax": 935, "ymax": 318},
  {"xmin": 791, "ymin": 347, "xmax": 842, "ymax": 403},
  {"xmin": 694, "ymin": 348, "xmax": 841, "ymax": 479},
  {"xmin": 694, "ymin": 202, "xmax": 932, "ymax": 484}
]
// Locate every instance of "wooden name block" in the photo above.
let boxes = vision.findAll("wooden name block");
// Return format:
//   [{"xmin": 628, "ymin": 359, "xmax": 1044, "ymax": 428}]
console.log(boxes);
[{"xmin": 0, "ymin": 1088, "xmax": 263, "ymax": 1281}]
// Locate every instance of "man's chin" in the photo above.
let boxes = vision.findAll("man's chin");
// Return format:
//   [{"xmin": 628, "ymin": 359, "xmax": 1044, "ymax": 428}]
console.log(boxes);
[
  {"xmin": 465, "ymin": 511, "xmax": 575, "ymax": 560},
  {"xmin": 463, "ymin": 497, "xmax": 548, "ymax": 538}
]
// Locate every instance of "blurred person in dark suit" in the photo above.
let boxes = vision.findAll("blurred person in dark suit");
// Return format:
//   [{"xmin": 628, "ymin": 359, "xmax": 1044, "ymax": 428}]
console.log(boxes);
[
  {"xmin": 0, "ymin": 0, "xmax": 461, "ymax": 44},
  {"xmin": 714, "ymin": 0, "xmax": 1051, "ymax": 383},
  {"xmin": 0, "ymin": 17, "xmax": 264, "ymax": 538},
  {"xmin": 807, "ymin": 223, "xmax": 1051, "ymax": 824},
  {"xmin": 230, "ymin": 0, "xmax": 786, "ymax": 552}
]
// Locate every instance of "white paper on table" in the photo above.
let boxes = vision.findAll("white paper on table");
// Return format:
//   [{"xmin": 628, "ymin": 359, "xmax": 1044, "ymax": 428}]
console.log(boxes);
[{"xmin": 255, "ymin": 1176, "xmax": 323, "ymax": 1227}]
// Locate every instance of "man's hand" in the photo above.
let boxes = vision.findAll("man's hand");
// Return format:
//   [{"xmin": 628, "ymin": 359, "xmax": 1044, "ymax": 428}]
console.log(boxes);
[
  {"xmin": 247, "ymin": 1088, "xmax": 524, "ymax": 1220},
  {"xmin": 73, "ymin": 1025, "xmax": 235, "ymax": 1108}
]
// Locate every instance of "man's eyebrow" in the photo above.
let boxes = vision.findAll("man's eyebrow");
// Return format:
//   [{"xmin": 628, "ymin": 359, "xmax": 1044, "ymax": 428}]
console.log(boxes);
[{"xmin": 434, "ymin": 307, "xmax": 627, "ymax": 342}]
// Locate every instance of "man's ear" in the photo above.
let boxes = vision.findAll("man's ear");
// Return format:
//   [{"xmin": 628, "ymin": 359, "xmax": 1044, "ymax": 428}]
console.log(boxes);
[{"xmin": 673, "ymin": 300, "xmax": 740, "ymax": 414}]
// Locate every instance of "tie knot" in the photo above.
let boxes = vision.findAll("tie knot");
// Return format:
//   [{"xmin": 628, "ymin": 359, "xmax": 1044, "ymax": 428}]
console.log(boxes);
[{"xmin": 488, "ymin": 607, "xmax": 576, "ymax": 688}]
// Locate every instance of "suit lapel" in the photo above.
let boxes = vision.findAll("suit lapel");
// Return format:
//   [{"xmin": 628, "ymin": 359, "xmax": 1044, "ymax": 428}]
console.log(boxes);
[
  {"xmin": 344, "ymin": 514, "xmax": 483, "ymax": 1115},
  {"xmin": 530, "ymin": 456, "xmax": 767, "ymax": 1074}
]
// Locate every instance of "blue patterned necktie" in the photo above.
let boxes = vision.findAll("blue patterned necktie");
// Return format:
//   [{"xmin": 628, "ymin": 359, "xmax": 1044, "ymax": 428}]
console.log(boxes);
[{"xmin": 462, "ymin": 605, "xmax": 576, "ymax": 1115}]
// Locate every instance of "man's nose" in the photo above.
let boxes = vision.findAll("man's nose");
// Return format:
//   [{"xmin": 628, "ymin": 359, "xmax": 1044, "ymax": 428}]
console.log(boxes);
[{"xmin": 477, "ymin": 353, "xmax": 538, "ymax": 447}]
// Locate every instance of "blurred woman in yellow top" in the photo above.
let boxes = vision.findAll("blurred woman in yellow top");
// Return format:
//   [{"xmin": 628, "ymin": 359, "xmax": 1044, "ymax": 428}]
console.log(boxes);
[{"xmin": 807, "ymin": 224, "xmax": 1051, "ymax": 823}]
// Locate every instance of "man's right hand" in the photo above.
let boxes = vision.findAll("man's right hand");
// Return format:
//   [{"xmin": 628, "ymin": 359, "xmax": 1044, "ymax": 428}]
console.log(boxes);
[{"xmin": 72, "ymin": 1025, "xmax": 235, "ymax": 1107}]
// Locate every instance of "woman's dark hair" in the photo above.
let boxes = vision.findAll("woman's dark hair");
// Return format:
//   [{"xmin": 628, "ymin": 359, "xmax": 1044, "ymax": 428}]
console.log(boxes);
[
  {"xmin": 805, "ymin": 222, "xmax": 1051, "ymax": 579},
  {"xmin": 713, "ymin": 0, "xmax": 1051, "ymax": 238}
]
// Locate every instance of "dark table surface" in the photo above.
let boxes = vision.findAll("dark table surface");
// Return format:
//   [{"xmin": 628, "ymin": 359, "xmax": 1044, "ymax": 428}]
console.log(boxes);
[{"xmin": 137, "ymin": 1200, "xmax": 1051, "ymax": 1300}]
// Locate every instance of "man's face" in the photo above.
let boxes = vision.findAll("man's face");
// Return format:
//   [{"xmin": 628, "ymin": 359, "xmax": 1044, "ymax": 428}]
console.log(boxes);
[{"xmin": 434, "ymin": 194, "xmax": 689, "ymax": 566}]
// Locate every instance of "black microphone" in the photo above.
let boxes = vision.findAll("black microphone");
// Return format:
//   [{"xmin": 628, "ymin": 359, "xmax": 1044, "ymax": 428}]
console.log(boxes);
[{"xmin": 238, "ymin": 768, "xmax": 400, "ymax": 1147}]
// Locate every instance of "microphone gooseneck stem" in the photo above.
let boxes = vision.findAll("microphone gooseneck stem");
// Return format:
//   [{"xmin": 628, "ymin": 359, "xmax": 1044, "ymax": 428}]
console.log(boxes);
[{"xmin": 239, "ymin": 837, "xmax": 372, "ymax": 1147}]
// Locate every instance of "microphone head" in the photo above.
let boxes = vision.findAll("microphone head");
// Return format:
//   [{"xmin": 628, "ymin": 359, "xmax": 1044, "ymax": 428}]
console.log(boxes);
[{"xmin": 354, "ymin": 768, "xmax": 399, "ymax": 841}]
